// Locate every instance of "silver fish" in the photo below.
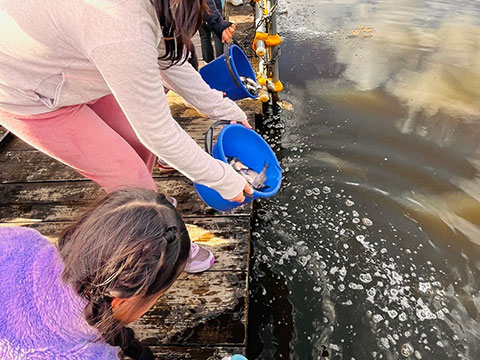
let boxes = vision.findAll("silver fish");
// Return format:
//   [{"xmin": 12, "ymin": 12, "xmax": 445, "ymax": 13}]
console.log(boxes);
[
  {"xmin": 228, "ymin": 157, "xmax": 269, "ymax": 190},
  {"xmin": 245, "ymin": 84, "xmax": 259, "ymax": 96},
  {"xmin": 240, "ymin": 76, "xmax": 261, "ymax": 96}
]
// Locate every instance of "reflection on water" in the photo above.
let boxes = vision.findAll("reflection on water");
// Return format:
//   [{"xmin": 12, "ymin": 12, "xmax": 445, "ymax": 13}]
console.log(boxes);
[{"xmin": 248, "ymin": 1, "xmax": 480, "ymax": 359}]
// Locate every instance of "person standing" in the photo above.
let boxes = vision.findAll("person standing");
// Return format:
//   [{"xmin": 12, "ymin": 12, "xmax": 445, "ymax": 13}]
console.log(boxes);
[
  {"xmin": 0, "ymin": 0, "xmax": 253, "ymax": 272},
  {"xmin": 199, "ymin": 0, "xmax": 237, "ymax": 62}
]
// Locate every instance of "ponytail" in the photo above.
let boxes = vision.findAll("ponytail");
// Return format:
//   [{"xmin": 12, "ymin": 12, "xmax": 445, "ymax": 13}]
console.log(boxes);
[{"xmin": 84, "ymin": 295, "xmax": 153, "ymax": 360}]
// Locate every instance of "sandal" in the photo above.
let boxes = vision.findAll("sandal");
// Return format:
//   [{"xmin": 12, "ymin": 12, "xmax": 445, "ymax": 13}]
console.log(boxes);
[{"xmin": 184, "ymin": 242, "xmax": 215, "ymax": 273}]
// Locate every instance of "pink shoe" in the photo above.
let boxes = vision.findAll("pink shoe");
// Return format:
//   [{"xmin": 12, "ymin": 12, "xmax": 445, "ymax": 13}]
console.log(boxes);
[{"xmin": 184, "ymin": 242, "xmax": 215, "ymax": 273}]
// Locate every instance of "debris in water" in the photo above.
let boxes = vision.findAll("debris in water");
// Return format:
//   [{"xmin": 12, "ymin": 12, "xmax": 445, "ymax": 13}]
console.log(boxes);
[{"xmin": 322, "ymin": 186, "xmax": 331, "ymax": 194}]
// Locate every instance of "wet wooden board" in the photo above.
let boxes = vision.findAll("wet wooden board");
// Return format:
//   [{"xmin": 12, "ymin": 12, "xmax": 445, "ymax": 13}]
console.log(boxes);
[{"xmin": 133, "ymin": 271, "xmax": 247, "ymax": 345}]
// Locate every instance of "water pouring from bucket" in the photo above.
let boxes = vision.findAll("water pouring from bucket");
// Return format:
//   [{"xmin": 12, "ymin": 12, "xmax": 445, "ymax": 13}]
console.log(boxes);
[
  {"xmin": 199, "ymin": 44, "xmax": 260, "ymax": 101},
  {"xmin": 194, "ymin": 121, "xmax": 282, "ymax": 212}
]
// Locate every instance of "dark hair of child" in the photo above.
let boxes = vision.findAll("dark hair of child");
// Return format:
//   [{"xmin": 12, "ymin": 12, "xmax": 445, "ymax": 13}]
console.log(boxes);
[{"xmin": 57, "ymin": 189, "xmax": 191, "ymax": 360}]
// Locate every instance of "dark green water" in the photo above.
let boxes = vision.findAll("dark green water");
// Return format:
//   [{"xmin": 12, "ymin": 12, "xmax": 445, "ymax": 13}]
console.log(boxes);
[{"xmin": 248, "ymin": 1, "xmax": 480, "ymax": 359}]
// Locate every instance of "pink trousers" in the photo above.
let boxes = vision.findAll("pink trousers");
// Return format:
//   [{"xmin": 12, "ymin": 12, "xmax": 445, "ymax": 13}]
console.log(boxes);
[{"xmin": 0, "ymin": 95, "xmax": 157, "ymax": 192}]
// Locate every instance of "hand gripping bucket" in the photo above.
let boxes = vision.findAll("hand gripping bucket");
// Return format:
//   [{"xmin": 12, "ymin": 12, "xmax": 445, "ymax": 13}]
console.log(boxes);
[
  {"xmin": 194, "ymin": 121, "xmax": 282, "ymax": 212},
  {"xmin": 199, "ymin": 44, "xmax": 258, "ymax": 101}
]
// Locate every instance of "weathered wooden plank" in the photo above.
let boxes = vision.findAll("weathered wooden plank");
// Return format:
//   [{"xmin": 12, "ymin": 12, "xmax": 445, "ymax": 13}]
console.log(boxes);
[
  {"xmin": 126, "ymin": 346, "xmax": 244, "ymax": 360},
  {"xmin": 1, "ymin": 217, "xmax": 250, "ymax": 272},
  {"xmin": 0, "ymin": 179, "xmax": 250, "ymax": 220},
  {"xmin": 0, "ymin": 149, "xmax": 175, "ymax": 183},
  {"xmin": 133, "ymin": 272, "xmax": 246, "ymax": 346}
]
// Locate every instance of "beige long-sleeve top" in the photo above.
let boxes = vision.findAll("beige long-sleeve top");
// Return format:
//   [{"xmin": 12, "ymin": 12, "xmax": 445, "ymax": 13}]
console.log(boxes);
[{"xmin": 0, "ymin": 0, "xmax": 247, "ymax": 199}]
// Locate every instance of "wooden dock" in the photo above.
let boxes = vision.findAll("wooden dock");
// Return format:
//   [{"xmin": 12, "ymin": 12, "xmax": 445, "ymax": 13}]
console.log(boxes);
[{"xmin": 0, "ymin": 4, "xmax": 258, "ymax": 359}]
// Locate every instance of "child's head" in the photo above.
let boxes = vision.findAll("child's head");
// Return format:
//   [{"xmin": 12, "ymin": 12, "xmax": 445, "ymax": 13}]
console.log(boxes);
[{"xmin": 57, "ymin": 188, "xmax": 190, "ymax": 359}]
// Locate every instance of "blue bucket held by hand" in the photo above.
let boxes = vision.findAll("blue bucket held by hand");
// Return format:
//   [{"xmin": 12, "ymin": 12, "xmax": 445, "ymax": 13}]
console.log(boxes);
[
  {"xmin": 194, "ymin": 121, "xmax": 282, "ymax": 212},
  {"xmin": 199, "ymin": 44, "xmax": 258, "ymax": 101}
]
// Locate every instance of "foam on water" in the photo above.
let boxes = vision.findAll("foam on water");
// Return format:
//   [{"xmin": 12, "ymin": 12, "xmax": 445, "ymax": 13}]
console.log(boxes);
[{"xmin": 251, "ymin": 136, "xmax": 478, "ymax": 358}]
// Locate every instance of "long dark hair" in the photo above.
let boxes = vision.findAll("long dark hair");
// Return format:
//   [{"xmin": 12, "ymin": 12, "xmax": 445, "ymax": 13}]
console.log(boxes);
[
  {"xmin": 153, "ymin": 0, "xmax": 208, "ymax": 67},
  {"xmin": 57, "ymin": 189, "xmax": 191, "ymax": 360}
]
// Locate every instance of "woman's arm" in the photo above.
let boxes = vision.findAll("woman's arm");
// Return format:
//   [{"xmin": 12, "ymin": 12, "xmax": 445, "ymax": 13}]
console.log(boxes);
[
  {"xmin": 89, "ymin": 40, "xmax": 246, "ymax": 200},
  {"xmin": 159, "ymin": 58, "xmax": 248, "ymax": 124}
]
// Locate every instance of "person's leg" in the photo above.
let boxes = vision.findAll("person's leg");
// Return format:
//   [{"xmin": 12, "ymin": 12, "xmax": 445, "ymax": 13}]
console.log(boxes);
[
  {"xmin": 87, "ymin": 95, "xmax": 156, "ymax": 173},
  {"xmin": 187, "ymin": 44, "xmax": 200, "ymax": 71},
  {"xmin": 199, "ymin": 26, "xmax": 214, "ymax": 63},
  {"xmin": 213, "ymin": 34, "xmax": 224, "ymax": 59},
  {"xmin": 0, "ymin": 105, "xmax": 156, "ymax": 193}
]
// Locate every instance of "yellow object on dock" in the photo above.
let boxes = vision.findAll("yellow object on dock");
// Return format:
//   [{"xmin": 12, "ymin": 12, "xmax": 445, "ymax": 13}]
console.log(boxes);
[
  {"xmin": 258, "ymin": 77, "xmax": 284, "ymax": 93},
  {"xmin": 252, "ymin": 32, "xmax": 283, "ymax": 51}
]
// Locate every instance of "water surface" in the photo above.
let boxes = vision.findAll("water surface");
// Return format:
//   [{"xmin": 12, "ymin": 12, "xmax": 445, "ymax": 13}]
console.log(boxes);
[{"xmin": 248, "ymin": 1, "xmax": 480, "ymax": 359}]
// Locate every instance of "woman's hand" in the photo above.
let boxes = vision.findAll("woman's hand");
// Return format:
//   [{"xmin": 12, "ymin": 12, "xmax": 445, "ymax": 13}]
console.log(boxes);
[
  {"xmin": 230, "ymin": 119, "xmax": 253, "ymax": 129},
  {"xmin": 228, "ymin": 183, "xmax": 253, "ymax": 203},
  {"xmin": 222, "ymin": 24, "xmax": 236, "ymax": 43}
]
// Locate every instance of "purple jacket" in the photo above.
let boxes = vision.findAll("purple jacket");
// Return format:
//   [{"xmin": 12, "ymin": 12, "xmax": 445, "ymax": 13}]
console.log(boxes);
[{"xmin": 0, "ymin": 227, "xmax": 119, "ymax": 359}]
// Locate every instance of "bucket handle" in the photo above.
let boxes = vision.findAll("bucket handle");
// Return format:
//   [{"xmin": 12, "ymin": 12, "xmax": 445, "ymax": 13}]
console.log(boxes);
[
  {"xmin": 224, "ymin": 42, "xmax": 242, "ymax": 88},
  {"xmin": 204, "ymin": 120, "xmax": 231, "ymax": 155},
  {"xmin": 204, "ymin": 120, "xmax": 254, "ymax": 200}
]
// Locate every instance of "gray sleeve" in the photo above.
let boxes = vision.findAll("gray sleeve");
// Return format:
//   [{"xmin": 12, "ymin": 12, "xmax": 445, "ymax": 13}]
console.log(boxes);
[
  {"xmin": 89, "ymin": 40, "xmax": 246, "ymax": 200},
  {"xmin": 159, "ymin": 58, "xmax": 247, "ymax": 122}
]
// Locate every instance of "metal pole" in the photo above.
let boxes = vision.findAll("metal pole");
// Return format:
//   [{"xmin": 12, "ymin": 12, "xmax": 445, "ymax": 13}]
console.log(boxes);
[
  {"xmin": 269, "ymin": 0, "xmax": 280, "ymax": 84},
  {"xmin": 254, "ymin": 1, "xmax": 266, "ymax": 58}
]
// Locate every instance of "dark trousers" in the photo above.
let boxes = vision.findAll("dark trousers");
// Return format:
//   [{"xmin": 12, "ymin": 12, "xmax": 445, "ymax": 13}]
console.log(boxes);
[{"xmin": 199, "ymin": 26, "xmax": 223, "ymax": 63}]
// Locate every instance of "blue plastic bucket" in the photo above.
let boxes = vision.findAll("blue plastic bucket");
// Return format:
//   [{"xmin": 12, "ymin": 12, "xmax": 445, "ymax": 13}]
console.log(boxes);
[
  {"xmin": 194, "ymin": 124, "xmax": 282, "ymax": 212},
  {"xmin": 199, "ymin": 44, "xmax": 258, "ymax": 101}
]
